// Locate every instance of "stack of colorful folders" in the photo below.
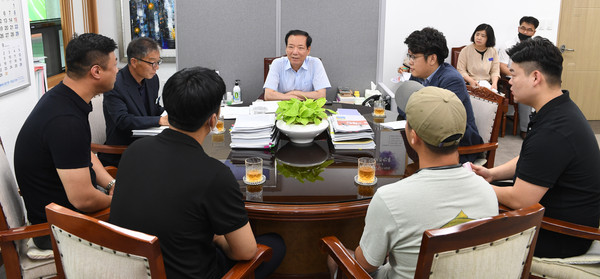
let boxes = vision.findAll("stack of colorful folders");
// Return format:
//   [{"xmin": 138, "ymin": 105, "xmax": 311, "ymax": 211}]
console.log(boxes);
[
  {"xmin": 230, "ymin": 114, "xmax": 279, "ymax": 149},
  {"xmin": 328, "ymin": 109, "xmax": 375, "ymax": 150}
]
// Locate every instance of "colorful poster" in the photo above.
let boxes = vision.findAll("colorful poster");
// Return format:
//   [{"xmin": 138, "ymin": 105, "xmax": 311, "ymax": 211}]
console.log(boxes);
[{"xmin": 122, "ymin": 0, "xmax": 175, "ymax": 57}]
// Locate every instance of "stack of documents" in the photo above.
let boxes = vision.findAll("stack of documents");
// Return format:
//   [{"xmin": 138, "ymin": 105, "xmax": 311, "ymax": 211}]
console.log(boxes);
[
  {"xmin": 230, "ymin": 114, "xmax": 278, "ymax": 149},
  {"xmin": 249, "ymin": 100, "xmax": 280, "ymax": 114},
  {"xmin": 132, "ymin": 126, "xmax": 168, "ymax": 136},
  {"xmin": 328, "ymin": 109, "xmax": 375, "ymax": 150},
  {"xmin": 219, "ymin": 101, "xmax": 280, "ymax": 119}
]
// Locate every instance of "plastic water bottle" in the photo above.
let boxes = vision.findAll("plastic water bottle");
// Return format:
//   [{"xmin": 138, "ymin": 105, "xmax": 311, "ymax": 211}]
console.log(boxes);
[{"xmin": 233, "ymin": 80, "xmax": 241, "ymax": 103}]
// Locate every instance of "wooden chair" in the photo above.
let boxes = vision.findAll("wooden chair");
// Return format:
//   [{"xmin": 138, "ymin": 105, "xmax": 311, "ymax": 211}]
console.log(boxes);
[
  {"xmin": 320, "ymin": 204, "xmax": 545, "ymax": 279},
  {"xmin": 450, "ymin": 46, "xmax": 466, "ymax": 69},
  {"xmin": 264, "ymin": 57, "xmax": 279, "ymax": 82},
  {"xmin": 497, "ymin": 76, "xmax": 519, "ymax": 137},
  {"xmin": 0, "ymin": 137, "xmax": 56, "ymax": 278},
  {"xmin": 45, "ymin": 203, "xmax": 273, "ymax": 279},
  {"xmin": 0, "ymin": 136, "xmax": 110, "ymax": 278},
  {"xmin": 89, "ymin": 94, "xmax": 127, "ymax": 155},
  {"xmin": 528, "ymin": 217, "xmax": 600, "ymax": 278},
  {"xmin": 458, "ymin": 85, "xmax": 505, "ymax": 168},
  {"xmin": 257, "ymin": 57, "xmax": 282, "ymax": 100}
]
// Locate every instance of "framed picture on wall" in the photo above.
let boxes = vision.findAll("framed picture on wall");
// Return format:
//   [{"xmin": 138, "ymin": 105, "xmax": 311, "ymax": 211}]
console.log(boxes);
[{"xmin": 119, "ymin": 0, "xmax": 176, "ymax": 59}]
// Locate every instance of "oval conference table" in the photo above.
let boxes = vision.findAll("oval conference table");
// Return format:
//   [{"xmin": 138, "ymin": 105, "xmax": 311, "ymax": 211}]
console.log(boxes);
[{"xmin": 203, "ymin": 103, "xmax": 407, "ymax": 278}]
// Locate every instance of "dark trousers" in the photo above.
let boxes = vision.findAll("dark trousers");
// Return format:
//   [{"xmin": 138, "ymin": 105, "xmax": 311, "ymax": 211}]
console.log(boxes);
[{"xmin": 217, "ymin": 233, "xmax": 286, "ymax": 279}]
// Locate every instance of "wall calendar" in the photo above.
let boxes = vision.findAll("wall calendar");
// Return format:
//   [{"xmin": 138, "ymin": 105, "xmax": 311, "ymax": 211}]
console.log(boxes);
[{"xmin": 0, "ymin": 0, "xmax": 30, "ymax": 97}]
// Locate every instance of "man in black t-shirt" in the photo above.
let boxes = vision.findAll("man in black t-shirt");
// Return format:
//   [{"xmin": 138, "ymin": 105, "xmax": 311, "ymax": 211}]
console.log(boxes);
[
  {"xmin": 472, "ymin": 37, "xmax": 600, "ymax": 258},
  {"xmin": 15, "ymin": 33, "xmax": 118, "ymax": 249},
  {"xmin": 109, "ymin": 67, "xmax": 284, "ymax": 278}
]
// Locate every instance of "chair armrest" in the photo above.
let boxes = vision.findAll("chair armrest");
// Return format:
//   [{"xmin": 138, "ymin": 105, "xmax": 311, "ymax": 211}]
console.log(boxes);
[
  {"xmin": 0, "ymin": 223, "xmax": 50, "ymax": 242},
  {"xmin": 0, "ymin": 207, "xmax": 110, "ymax": 242},
  {"xmin": 222, "ymin": 244, "xmax": 273, "ymax": 279},
  {"xmin": 104, "ymin": 166, "xmax": 118, "ymax": 178},
  {"xmin": 320, "ymin": 236, "xmax": 371, "ymax": 279},
  {"xmin": 89, "ymin": 207, "xmax": 111, "ymax": 222},
  {"xmin": 540, "ymin": 216, "xmax": 600, "ymax": 241},
  {"xmin": 91, "ymin": 143, "xmax": 127, "ymax": 154},
  {"xmin": 457, "ymin": 142, "xmax": 499, "ymax": 155}
]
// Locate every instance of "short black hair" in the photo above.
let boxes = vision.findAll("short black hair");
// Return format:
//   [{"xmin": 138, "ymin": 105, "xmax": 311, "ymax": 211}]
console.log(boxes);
[
  {"xmin": 162, "ymin": 67, "xmax": 225, "ymax": 132},
  {"xmin": 285, "ymin": 30, "xmax": 312, "ymax": 48},
  {"xmin": 127, "ymin": 37, "xmax": 160, "ymax": 64},
  {"xmin": 404, "ymin": 27, "xmax": 448, "ymax": 65},
  {"xmin": 470, "ymin": 23, "xmax": 496, "ymax": 48},
  {"xmin": 65, "ymin": 33, "xmax": 117, "ymax": 79},
  {"xmin": 507, "ymin": 37, "xmax": 563, "ymax": 87},
  {"xmin": 520, "ymin": 16, "xmax": 540, "ymax": 29}
]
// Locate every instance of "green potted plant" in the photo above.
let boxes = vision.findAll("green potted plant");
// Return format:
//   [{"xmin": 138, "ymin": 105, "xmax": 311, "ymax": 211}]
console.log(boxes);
[{"xmin": 275, "ymin": 98, "xmax": 335, "ymax": 144}]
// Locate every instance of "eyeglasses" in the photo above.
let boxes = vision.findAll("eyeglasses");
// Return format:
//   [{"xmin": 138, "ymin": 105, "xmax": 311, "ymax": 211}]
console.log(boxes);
[
  {"xmin": 407, "ymin": 53, "xmax": 424, "ymax": 61},
  {"xmin": 518, "ymin": 26, "xmax": 535, "ymax": 33},
  {"xmin": 135, "ymin": 57, "xmax": 163, "ymax": 68}
]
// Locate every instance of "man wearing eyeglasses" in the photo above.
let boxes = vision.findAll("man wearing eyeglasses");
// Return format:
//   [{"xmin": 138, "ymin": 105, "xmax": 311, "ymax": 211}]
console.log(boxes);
[
  {"xmin": 263, "ymin": 29, "xmax": 331, "ymax": 101},
  {"xmin": 499, "ymin": 16, "xmax": 539, "ymax": 139},
  {"xmin": 404, "ymin": 27, "xmax": 483, "ymax": 164},
  {"xmin": 100, "ymin": 37, "xmax": 169, "ymax": 167}
]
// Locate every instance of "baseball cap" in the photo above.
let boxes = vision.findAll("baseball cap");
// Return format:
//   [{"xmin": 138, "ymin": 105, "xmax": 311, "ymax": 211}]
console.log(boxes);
[{"xmin": 406, "ymin": 86, "xmax": 466, "ymax": 147}]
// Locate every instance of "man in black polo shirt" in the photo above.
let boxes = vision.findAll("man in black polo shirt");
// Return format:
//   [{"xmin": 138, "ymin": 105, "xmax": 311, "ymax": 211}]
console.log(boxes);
[
  {"xmin": 14, "ymin": 33, "xmax": 118, "ymax": 249},
  {"xmin": 472, "ymin": 37, "xmax": 600, "ymax": 258},
  {"xmin": 109, "ymin": 67, "xmax": 284, "ymax": 278}
]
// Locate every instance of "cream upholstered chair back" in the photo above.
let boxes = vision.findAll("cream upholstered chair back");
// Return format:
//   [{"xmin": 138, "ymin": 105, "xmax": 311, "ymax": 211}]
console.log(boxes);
[
  {"xmin": 88, "ymin": 95, "xmax": 127, "ymax": 157},
  {"xmin": 45, "ymin": 203, "xmax": 166, "ymax": 279},
  {"xmin": 89, "ymin": 94, "xmax": 106, "ymax": 145},
  {"xmin": 427, "ymin": 227, "xmax": 537, "ymax": 278},
  {"xmin": 459, "ymin": 86, "xmax": 505, "ymax": 168},
  {"xmin": 0, "ymin": 138, "xmax": 57, "ymax": 278},
  {"xmin": 469, "ymin": 90, "xmax": 500, "ymax": 144},
  {"xmin": 470, "ymin": 95, "xmax": 497, "ymax": 144},
  {"xmin": 414, "ymin": 204, "xmax": 545, "ymax": 279}
]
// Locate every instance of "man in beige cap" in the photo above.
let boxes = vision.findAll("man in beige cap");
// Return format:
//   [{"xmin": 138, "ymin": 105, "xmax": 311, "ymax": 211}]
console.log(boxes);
[{"xmin": 329, "ymin": 86, "xmax": 498, "ymax": 278}]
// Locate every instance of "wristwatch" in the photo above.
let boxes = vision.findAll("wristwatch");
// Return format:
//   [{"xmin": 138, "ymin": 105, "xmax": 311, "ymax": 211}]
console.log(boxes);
[{"xmin": 106, "ymin": 179, "xmax": 116, "ymax": 192}]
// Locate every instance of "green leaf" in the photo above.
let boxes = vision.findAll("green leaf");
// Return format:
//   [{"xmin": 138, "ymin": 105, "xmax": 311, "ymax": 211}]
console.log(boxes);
[
  {"xmin": 284, "ymin": 102, "xmax": 300, "ymax": 116},
  {"xmin": 275, "ymin": 97, "xmax": 331, "ymax": 125},
  {"xmin": 315, "ymin": 98, "xmax": 327, "ymax": 107}
]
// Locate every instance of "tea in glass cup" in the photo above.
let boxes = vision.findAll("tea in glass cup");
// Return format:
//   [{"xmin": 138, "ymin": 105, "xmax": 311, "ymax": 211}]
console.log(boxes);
[
  {"xmin": 373, "ymin": 100, "xmax": 385, "ymax": 117},
  {"xmin": 245, "ymin": 157, "xmax": 263, "ymax": 183},
  {"xmin": 357, "ymin": 157, "xmax": 376, "ymax": 184},
  {"xmin": 214, "ymin": 115, "xmax": 225, "ymax": 133}
]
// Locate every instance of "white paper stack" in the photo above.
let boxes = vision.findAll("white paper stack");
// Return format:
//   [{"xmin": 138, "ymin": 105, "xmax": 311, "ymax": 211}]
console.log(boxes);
[
  {"xmin": 230, "ymin": 114, "xmax": 279, "ymax": 149},
  {"xmin": 132, "ymin": 126, "xmax": 168, "ymax": 136},
  {"xmin": 328, "ymin": 109, "xmax": 375, "ymax": 150},
  {"xmin": 220, "ymin": 106, "xmax": 250, "ymax": 119},
  {"xmin": 249, "ymin": 100, "xmax": 280, "ymax": 114}
]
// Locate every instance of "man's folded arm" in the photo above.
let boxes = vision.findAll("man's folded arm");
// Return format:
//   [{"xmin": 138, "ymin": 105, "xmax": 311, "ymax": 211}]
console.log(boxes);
[{"xmin": 56, "ymin": 167, "xmax": 112, "ymax": 212}]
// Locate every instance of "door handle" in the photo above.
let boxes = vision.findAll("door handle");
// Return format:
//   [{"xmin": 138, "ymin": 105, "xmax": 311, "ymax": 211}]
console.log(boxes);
[{"xmin": 560, "ymin": 45, "xmax": 575, "ymax": 53}]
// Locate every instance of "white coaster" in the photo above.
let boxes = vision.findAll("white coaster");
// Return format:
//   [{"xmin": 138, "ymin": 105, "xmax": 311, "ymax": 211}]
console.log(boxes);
[{"xmin": 354, "ymin": 175, "xmax": 377, "ymax": 186}]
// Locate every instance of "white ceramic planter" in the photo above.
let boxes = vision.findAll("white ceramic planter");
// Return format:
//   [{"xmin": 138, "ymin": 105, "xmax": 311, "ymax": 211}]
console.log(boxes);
[{"xmin": 276, "ymin": 120, "xmax": 329, "ymax": 144}]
